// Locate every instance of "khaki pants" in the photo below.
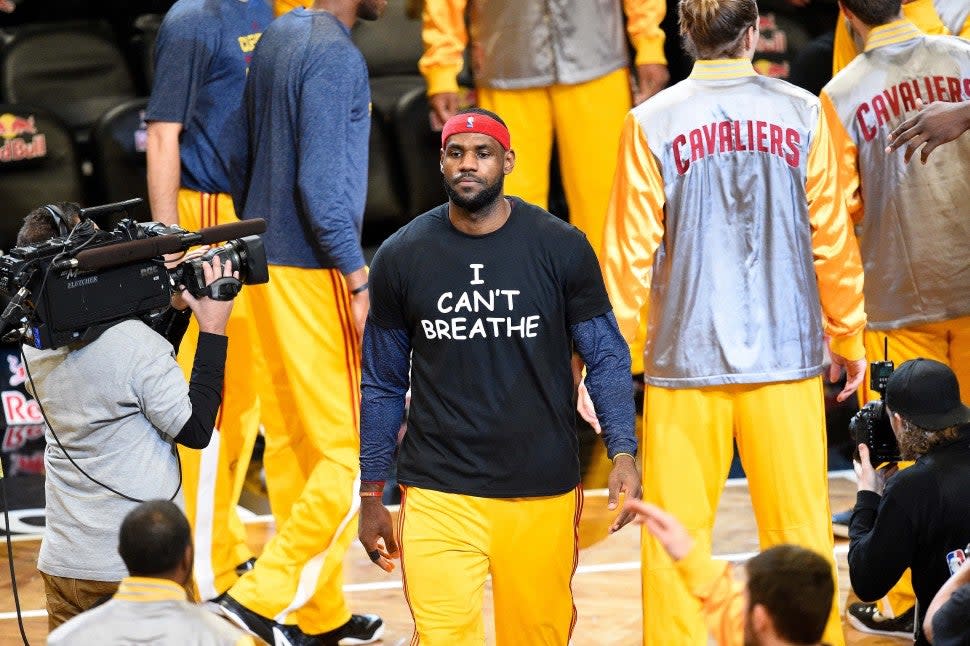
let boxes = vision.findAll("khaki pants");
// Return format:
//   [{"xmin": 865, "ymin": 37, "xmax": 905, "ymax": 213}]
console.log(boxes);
[{"xmin": 42, "ymin": 572, "xmax": 119, "ymax": 630}]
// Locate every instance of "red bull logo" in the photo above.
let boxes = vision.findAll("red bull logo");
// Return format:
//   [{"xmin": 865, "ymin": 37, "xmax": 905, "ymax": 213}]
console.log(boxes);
[
  {"xmin": 2, "ymin": 390, "xmax": 43, "ymax": 425},
  {"xmin": 0, "ymin": 112, "xmax": 47, "ymax": 163},
  {"xmin": 753, "ymin": 59, "xmax": 790, "ymax": 80},
  {"xmin": 2, "ymin": 424, "xmax": 44, "ymax": 451},
  {"xmin": 9, "ymin": 452, "xmax": 44, "ymax": 476},
  {"xmin": 7, "ymin": 355, "xmax": 26, "ymax": 388}
]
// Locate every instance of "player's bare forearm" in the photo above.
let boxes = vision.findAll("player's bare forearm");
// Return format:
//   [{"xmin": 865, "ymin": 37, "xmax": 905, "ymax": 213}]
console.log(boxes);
[{"xmin": 146, "ymin": 121, "xmax": 184, "ymax": 226}]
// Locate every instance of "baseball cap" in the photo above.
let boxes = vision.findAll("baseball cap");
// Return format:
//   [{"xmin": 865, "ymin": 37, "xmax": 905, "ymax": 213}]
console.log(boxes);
[{"xmin": 884, "ymin": 358, "xmax": 970, "ymax": 431}]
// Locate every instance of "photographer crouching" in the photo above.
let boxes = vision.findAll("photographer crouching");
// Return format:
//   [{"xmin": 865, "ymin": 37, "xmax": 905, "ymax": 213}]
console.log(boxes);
[
  {"xmin": 13, "ymin": 202, "xmax": 238, "ymax": 630},
  {"xmin": 849, "ymin": 358, "xmax": 970, "ymax": 645}
]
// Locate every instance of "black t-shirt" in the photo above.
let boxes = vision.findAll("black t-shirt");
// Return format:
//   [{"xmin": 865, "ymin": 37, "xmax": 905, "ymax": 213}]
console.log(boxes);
[{"xmin": 368, "ymin": 198, "xmax": 611, "ymax": 497}]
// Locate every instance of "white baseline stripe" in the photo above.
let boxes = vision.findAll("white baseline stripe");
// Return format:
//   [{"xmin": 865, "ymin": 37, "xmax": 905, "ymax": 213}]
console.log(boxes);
[
  {"xmin": 0, "ymin": 544, "xmax": 852, "ymax": 617},
  {"xmin": 0, "ymin": 610, "xmax": 46, "ymax": 620}
]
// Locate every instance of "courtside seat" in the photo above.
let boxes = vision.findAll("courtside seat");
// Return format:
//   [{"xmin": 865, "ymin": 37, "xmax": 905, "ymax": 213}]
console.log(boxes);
[
  {"xmin": 353, "ymin": 0, "xmax": 425, "ymax": 240},
  {"xmin": 352, "ymin": 0, "xmax": 423, "ymax": 80},
  {"xmin": 362, "ymin": 104, "xmax": 408, "ymax": 249},
  {"xmin": 90, "ymin": 97, "xmax": 151, "ymax": 226},
  {"xmin": 0, "ymin": 22, "xmax": 136, "ymax": 135},
  {"xmin": 0, "ymin": 104, "xmax": 83, "ymax": 251},
  {"xmin": 391, "ymin": 86, "xmax": 445, "ymax": 216}
]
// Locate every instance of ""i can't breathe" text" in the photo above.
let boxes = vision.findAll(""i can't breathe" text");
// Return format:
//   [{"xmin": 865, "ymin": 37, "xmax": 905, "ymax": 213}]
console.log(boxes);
[{"xmin": 420, "ymin": 264, "xmax": 541, "ymax": 340}]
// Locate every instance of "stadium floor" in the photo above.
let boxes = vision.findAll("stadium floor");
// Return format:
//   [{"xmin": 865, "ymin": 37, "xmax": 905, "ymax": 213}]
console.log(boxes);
[{"xmin": 0, "ymin": 472, "xmax": 902, "ymax": 645}]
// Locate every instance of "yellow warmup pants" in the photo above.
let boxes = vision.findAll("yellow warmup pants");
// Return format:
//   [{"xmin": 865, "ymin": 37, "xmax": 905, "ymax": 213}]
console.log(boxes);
[
  {"xmin": 175, "ymin": 190, "xmax": 260, "ymax": 600},
  {"xmin": 399, "ymin": 485, "xmax": 582, "ymax": 646},
  {"xmin": 273, "ymin": 0, "xmax": 304, "ymax": 15},
  {"xmin": 859, "ymin": 316, "xmax": 970, "ymax": 617},
  {"xmin": 227, "ymin": 265, "xmax": 361, "ymax": 634},
  {"xmin": 641, "ymin": 377, "xmax": 844, "ymax": 646}
]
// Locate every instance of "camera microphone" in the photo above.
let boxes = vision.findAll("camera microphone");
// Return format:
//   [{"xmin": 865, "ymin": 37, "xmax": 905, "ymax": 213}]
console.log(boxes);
[
  {"xmin": 73, "ymin": 236, "xmax": 184, "ymax": 271},
  {"xmin": 195, "ymin": 219, "xmax": 267, "ymax": 245},
  {"xmin": 70, "ymin": 220, "xmax": 266, "ymax": 272}
]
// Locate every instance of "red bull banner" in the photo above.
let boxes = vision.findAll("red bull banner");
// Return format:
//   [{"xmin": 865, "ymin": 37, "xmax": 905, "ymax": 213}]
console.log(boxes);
[
  {"xmin": 0, "ymin": 113, "xmax": 47, "ymax": 163},
  {"xmin": 0, "ymin": 345, "xmax": 45, "ymax": 537}
]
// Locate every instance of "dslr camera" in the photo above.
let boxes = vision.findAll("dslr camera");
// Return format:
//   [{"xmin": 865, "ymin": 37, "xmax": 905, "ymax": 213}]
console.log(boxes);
[
  {"xmin": 0, "ymin": 199, "xmax": 268, "ymax": 350},
  {"xmin": 848, "ymin": 357, "xmax": 901, "ymax": 463}
]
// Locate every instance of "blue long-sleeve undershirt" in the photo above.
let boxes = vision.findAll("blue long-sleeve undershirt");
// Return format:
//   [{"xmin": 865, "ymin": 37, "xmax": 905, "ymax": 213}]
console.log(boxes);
[{"xmin": 358, "ymin": 312, "xmax": 638, "ymax": 483}]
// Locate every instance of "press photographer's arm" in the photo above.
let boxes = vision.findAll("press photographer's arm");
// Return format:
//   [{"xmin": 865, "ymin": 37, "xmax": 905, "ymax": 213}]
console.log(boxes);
[{"xmin": 164, "ymin": 254, "xmax": 236, "ymax": 449}]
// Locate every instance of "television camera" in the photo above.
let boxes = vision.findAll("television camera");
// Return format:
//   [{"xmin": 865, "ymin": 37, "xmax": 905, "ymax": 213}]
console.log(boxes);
[{"xmin": 0, "ymin": 199, "xmax": 268, "ymax": 350}]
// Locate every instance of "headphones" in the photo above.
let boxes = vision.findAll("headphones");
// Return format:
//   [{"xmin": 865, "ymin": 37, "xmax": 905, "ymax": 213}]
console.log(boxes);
[
  {"xmin": 44, "ymin": 204, "xmax": 70, "ymax": 237},
  {"xmin": 43, "ymin": 203, "xmax": 92, "ymax": 238}
]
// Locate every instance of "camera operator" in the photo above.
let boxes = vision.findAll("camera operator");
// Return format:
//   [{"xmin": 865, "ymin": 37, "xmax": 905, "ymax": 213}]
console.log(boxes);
[
  {"xmin": 15, "ymin": 203, "xmax": 237, "ymax": 630},
  {"xmin": 849, "ymin": 358, "xmax": 970, "ymax": 645}
]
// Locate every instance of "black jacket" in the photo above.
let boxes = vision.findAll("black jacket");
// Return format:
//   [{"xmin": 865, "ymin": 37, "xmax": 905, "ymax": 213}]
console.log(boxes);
[{"xmin": 849, "ymin": 425, "xmax": 970, "ymax": 646}]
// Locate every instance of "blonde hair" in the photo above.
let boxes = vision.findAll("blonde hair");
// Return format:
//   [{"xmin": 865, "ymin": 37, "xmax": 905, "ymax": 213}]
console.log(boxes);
[{"xmin": 678, "ymin": 0, "xmax": 758, "ymax": 59}]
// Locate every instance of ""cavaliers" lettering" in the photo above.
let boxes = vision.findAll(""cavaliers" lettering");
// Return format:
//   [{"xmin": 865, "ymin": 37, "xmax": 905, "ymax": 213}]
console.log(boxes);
[
  {"xmin": 855, "ymin": 76, "xmax": 970, "ymax": 142},
  {"xmin": 672, "ymin": 120, "xmax": 801, "ymax": 175}
]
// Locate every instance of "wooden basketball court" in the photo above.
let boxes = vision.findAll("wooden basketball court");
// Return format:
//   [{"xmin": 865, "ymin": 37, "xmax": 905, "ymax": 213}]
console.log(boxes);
[{"xmin": 0, "ymin": 473, "xmax": 904, "ymax": 645}]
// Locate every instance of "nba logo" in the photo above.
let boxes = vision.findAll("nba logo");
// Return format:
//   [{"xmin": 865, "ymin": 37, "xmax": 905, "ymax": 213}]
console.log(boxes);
[
  {"xmin": 466, "ymin": 116, "xmax": 474, "ymax": 128},
  {"xmin": 946, "ymin": 549, "xmax": 966, "ymax": 575}
]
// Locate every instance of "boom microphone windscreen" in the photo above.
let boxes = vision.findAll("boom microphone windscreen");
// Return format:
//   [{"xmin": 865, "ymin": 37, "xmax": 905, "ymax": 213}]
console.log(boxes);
[
  {"xmin": 74, "ymin": 235, "xmax": 183, "ymax": 271},
  {"xmin": 197, "ymin": 219, "xmax": 266, "ymax": 245}
]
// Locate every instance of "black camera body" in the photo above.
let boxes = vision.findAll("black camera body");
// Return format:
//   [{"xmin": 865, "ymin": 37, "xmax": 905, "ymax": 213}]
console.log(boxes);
[
  {"xmin": 0, "ymin": 201, "xmax": 267, "ymax": 350},
  {"xmin": 849, "ymin": 399, "xmax": 901, "ymax": 464},
  {"xmin": 848, "ymin": 359, "xmax": 901, "ymax": 463},
  {"xmin": 172, "ymin": 235, "xmax": 267, "ymax": 300}
]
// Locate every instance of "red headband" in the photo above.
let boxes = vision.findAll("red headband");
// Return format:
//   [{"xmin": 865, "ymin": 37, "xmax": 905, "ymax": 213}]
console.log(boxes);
[{"xmin": 441, "ymin": 113, "xmax": 511, "ymax": 150}]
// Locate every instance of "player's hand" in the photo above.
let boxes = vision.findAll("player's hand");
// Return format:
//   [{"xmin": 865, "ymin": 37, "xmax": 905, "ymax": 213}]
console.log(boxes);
[
  {"xmin": 829, "ymin": 347, "xmax": 867, "ymax": 402},
  {"xmin": 608, "ymin": 454, "xmax": 642, "ymax": 533},
  {"xmin": 634, "ymin": 64, "xmax": 670, "ymax": 104},
  {"xmin": 358, "ymin": 498, "xmax": 399, "ymax": 573},
  {"xmin": 626, "ymin": 500, "xmax": 694, "ymax": 561},
  {"xmin": 429, "ymin": 92, "xmax": 460, "ymax": 131},
  {"xmin": 180, "ymin": 257, "xmax": 237, "ymax": 335},
  {"xmin": 886, "ymin": 98, "xmax": 970, "ymax": 164},
  {"xmin": 577, "ymin": 380, "xmax": 601, "ymax": 434},
  {"xmin": 853, "ymin": 443, "xmax": 898, "ymax": 495}
]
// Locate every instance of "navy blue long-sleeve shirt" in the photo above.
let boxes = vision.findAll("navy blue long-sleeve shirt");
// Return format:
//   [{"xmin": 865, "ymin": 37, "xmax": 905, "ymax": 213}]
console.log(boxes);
[
  {"xmin": 233, "ymin": 8, "xmax": 368, "ymax": 274},
  {"xmin": 359, "ymin": 312, "xmax": 637, "ymax": 483},
  {"xmin": 145, "ymin": 0, "xmax": 272, "ymax": 194}
]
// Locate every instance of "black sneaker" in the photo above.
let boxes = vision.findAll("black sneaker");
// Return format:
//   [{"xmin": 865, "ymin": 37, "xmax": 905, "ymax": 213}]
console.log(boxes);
[
  {"xmin": 235, "ymin": 557, "xmax": 258, "ymax": 576},
  {"xmin": 832, "ymin": 508, "xmax": 852, "ymax": 539},
  {"xmin": 846, "ymin": 602, "xmax": 915, "ymax": 639},
  {"xmin": 315, "ymin": 614, "xmax": 384, "ymax": 646},
  {"xmin": 214, "ymin": 594, "xmax": 276, "ymax": 644}
]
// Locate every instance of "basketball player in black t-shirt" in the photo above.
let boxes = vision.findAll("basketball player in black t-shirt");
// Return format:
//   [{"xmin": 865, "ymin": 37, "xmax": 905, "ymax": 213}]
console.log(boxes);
[{"xmin": 356, "ymin": 108, "xmax": 641, "ymax": 645}]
